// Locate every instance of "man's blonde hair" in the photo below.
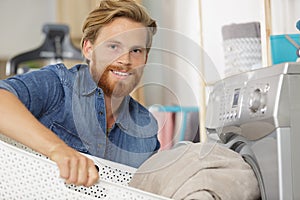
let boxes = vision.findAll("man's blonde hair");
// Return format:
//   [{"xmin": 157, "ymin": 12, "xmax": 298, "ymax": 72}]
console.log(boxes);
[{"xmin": 81, "ymin": 0, "xmax": 157, "ymax": 53}]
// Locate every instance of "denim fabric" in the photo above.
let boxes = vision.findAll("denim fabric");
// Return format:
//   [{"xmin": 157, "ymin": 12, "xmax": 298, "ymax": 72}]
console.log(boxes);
[{"xmin": 0, "ymin": 63, "xmax": 160, "ymax": 168}]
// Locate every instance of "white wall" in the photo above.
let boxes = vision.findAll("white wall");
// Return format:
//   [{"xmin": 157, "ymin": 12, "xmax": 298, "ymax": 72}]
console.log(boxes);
[
  {"xmin": 142, "ymin": 0, "xmax": 202, "ymax": 107},
  {"xmin": 0, "ymin": 0, "xmax": 56, "ymax": 59},
  {"xmin": 201, "ymin": 0, "xmax": 265, "ymax": 77},
  {"xmin": 142, "ymin": 0, "xmax": 267, "ymax": 107},
  {"xmin": 270, "ymin": 0, "xmax": 300, "ymax": 34}
]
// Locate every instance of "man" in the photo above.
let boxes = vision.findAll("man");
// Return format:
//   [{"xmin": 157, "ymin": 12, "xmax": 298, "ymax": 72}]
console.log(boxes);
[{"xmin": 0, "ymin": 0, "xmax": 159, "ymax": 187}]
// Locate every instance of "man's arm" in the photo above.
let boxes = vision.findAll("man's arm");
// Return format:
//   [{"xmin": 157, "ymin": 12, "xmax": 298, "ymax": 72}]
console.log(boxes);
[{"xmin": 0, "ymin": 89, "xmax": 99, "ymax": 186}]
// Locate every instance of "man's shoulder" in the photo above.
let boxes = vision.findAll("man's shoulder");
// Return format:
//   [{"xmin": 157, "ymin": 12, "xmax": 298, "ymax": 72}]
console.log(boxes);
[
  {"xmin": 43, "ymin": 63, "xmax": 88, "ymax": 74},
  {"xmin": 41, "ymin": 63, "xmax": 90, "ymax": 84}
]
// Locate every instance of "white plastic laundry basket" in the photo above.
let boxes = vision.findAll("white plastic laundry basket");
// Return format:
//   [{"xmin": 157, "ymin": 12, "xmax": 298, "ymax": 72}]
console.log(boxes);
[{"xmin": 0, "ymin": 134, "xmax": 170, "ymax": 200}]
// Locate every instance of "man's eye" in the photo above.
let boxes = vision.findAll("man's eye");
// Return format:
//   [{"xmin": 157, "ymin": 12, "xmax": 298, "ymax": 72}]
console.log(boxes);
[
  {"xmin": 132, "ymin": 49, "xmax": 142, "ymax": 53},
  {"xmin": 110, "ymin": 45, "xmax": 117, "ymax": 49}
]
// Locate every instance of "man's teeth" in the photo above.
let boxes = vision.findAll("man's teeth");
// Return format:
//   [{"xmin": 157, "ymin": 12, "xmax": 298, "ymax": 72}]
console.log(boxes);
[{"xmin": 112, "ymin": 70, "xmax": 130, "ymax": 76}]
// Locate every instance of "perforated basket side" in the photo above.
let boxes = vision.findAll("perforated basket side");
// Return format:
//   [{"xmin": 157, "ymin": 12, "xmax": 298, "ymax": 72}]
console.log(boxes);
[
  {"xmin": 0, "ymin": 134, "xmax": 171, "ymax": 200},
  {"xmin": 0, "ymin": 138, "xmax": 96, "ymax": 199},
  {"xmin": 0, "ymin": 133, "xmax": 135, "ymax": 186}
]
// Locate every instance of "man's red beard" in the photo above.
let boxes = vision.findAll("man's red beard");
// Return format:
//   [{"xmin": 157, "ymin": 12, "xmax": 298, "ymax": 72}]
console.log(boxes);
[{"xmin": 98, "ymin": 65, "xmax": 143, "ymax": 97}]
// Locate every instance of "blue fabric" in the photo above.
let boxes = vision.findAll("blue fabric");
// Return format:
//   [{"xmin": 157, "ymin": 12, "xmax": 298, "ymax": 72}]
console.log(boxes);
[{"xmin": 0, "ymin": 63, "xmax": 160, "ymax": 168}]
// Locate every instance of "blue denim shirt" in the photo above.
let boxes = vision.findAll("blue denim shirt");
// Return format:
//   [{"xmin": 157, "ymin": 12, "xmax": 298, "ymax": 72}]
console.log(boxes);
[{"xmin": 0, "ymin": 63, "xmax": 160, "ymax": 168}]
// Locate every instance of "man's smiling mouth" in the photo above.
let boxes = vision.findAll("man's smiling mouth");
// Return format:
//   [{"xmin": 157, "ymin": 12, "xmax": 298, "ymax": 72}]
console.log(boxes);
[
  {"xmin": 110, "ymin": 70, "xmax": 132, "ymax": 78},
  {"xmin": 111, "ymin": 70, "xmax": 132, "ymax": 77}
]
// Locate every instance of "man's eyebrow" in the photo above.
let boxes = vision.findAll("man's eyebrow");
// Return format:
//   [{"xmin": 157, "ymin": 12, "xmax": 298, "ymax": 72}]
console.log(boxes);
[
  {"xmin": 105, "ymin": 40, "xmax": 146, "ymax": 49},
  {"xmin": 130, "ymin": 45, "xmax": 146, "ymax": 49},
  {"xmin": 105, "ymin": 40, "xmax": 122, "ymax": 44}
]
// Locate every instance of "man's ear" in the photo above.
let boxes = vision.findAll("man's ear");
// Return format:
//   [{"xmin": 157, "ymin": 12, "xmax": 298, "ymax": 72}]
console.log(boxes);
[{"xmin": 82, "ymin": 40, "xmax": 93, "ymax": 61}]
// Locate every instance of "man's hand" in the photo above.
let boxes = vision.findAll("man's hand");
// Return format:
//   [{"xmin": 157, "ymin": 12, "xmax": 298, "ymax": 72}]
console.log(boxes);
[
  {"xmin": 0, "ymin": 89, "xmax": 99, "ymax": 187},
  {"xmin": 49, "ymin": 144, "xmax": 99, "ymax": 187}
]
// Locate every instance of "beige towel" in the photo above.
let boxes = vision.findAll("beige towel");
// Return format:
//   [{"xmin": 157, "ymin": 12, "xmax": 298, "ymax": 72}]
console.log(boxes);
[{"xmin": 129, "ymin": 142, "xmax": 260, "ymax": 200}]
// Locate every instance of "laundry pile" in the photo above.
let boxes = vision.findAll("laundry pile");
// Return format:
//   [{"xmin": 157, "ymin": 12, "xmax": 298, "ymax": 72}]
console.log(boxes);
[{"xmin": 129, "ymin": 142, "xmax": 260, "ymax": 200}]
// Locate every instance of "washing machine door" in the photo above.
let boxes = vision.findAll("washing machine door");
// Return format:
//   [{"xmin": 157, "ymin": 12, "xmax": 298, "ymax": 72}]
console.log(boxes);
[
  {"xmin": 225, "ymin": 133, "xmax": 280, "ymax": 200},
  {"xmin": 229, "ymin": 141, "xmax": 266, "ymax": 200}
]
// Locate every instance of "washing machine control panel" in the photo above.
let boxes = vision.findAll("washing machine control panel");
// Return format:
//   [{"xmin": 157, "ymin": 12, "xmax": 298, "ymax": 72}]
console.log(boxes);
[{"xmin": 205, "ymin": 62, "xmax": 300, "ymax": 141}]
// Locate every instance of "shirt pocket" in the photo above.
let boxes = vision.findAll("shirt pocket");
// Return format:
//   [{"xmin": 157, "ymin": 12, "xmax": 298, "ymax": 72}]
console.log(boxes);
[{"xmin": 50, "ymin": 122, "xmax": 89, "ymax": 154}]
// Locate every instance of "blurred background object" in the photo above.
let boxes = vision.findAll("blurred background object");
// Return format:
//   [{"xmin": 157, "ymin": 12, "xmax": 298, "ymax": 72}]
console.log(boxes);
[
  {"xmin": 6, "ymin": 24, "xmax": 84, "ymax": 76},
  {"xmin": 222, "ymin": 22, "xmax": 262, "ymax": 77}
]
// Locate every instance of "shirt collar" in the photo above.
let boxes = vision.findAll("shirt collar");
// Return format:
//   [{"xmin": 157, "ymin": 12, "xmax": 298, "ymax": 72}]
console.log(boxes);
[{"xmin": 75, "ymin": 64, "xmax": 98, "ymax": 96}]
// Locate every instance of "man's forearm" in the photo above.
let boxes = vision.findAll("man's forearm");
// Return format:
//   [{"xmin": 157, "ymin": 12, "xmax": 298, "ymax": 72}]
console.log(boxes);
[
  {"xmin": 0, "ymin": 89, "xmax": 99, "ymax": 186},
  {"xmin": 0, "ymin": 89, "xmax": 65, "ymax": 157}
]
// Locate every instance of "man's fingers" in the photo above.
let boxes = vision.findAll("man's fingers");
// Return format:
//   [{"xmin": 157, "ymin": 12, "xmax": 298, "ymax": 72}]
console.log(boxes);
[
  {"xmin": 74, "ymin": 157, "xmax": 89, "ymax": 186},
  {"xmin": 50, "ymin": 146, "xmax": 99, "ymax": 186},
  {"xmin": 56, "ymin": 158, "xmax": 71, "ymax": 180},
  {"xmin": 65, "ymin": 158, "xmax": 79, "ymax": 185},
  {"xmin": 57, "ymin": 156, "xmax": 99, "ymax": 187},
  {"xmin": 85, "ymin": 162, "xmax": 100, "ymax": 187}
]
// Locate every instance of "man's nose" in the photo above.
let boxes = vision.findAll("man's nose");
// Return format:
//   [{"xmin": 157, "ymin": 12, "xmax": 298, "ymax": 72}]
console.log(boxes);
[{"xmin": 117, "ymin": 51, "xmax": 131, "ymax": 66}]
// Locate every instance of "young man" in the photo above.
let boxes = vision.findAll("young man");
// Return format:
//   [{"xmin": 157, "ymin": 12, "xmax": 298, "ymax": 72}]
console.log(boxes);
[{"xmin": 0, "ymin": 0, "xmax": 159, "ymax": 187}]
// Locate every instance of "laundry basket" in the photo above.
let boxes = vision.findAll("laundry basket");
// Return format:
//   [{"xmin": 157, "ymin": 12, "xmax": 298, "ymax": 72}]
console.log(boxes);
[
  {"xmin": 221, "ymin": 22, "xmax": 262, "ymax": 77},
  {"xmin": 0, "ymin": 134, "xmax": 170, "ymax": 200}
]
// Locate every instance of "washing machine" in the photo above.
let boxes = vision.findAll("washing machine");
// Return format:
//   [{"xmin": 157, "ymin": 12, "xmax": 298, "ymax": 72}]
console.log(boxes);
[{"xmin": 205, "ymin": 62, "xmax": 300, "ymax": 200}]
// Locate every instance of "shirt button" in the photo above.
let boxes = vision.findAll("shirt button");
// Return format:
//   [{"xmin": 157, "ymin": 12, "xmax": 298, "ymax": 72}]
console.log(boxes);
[{"xmin": 99, "ymin": 111, "xmax": 103, "ymax": 115}]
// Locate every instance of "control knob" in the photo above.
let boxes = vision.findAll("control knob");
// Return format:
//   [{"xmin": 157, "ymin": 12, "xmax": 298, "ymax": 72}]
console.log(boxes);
[{"xmin": 249, "ymin": 88, "xmax": 267, "ymax": 113}]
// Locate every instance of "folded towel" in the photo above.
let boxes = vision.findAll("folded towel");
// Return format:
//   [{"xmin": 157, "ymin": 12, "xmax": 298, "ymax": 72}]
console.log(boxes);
[{"xmin": 129, "ymin": 142, "xmax": 260, "ymax": 200}]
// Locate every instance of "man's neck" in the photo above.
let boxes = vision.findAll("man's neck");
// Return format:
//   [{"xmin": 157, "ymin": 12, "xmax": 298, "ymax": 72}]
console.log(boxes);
[{"xmin": 104, "ymin": 94, "xmax": 124, "ymax": 129}]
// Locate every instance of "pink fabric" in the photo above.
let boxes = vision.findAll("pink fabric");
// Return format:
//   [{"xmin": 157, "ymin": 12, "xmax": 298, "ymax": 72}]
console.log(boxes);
[{"xmin": 151, "ymin": 111, "xmax": 175, "ymax": 150}]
